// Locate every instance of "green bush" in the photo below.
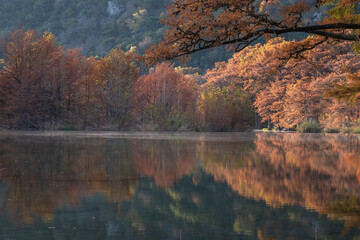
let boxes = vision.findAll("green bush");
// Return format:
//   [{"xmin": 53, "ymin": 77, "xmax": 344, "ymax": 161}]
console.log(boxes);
[
  {"xmin": 63, "ymin": 18, "xmax": 78, "ymax": 28},
  {"xmin": 341, "ymin": 127, "xmax": 353, "ymax": 133},
  {"xmin": 324, "ymin": 128, "xmax": 340, "ymax": 133},
  {"xmin": 101, "ymin": 20, "xmax": 119, "ymax": 36},
  {"xmin": 101, "ymin": 37, "xmax": 117, "ymax": 49},
  {"xmin": 296, "ymin": 120, "xmax": 322, "ymax": 133},
  {"xmin": 165, "ymin": 116, "xmax": 182, "ymax": 131},
  {"xmin": 58, "ymin": 125, "xmax": 78, "ymax": 131},
  {"xmin": 352, "ymin": 126, "xmax": 360, "ymax": 134},
  {"xmin": 200, "ymin": 83, "xmax": 254, "ymax": 131}
]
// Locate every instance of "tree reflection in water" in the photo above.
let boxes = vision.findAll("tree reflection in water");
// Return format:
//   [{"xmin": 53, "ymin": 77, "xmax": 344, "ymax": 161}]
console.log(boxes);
[{"xmin": 0, "ymin": 132, "xmax": 359, "ymax": 239}]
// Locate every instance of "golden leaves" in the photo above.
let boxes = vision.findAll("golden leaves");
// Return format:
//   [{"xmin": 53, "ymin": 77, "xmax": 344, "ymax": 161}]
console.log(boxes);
[{"xmin": 145, "ymin": 0, "xmax": 360, "ymax": 63}]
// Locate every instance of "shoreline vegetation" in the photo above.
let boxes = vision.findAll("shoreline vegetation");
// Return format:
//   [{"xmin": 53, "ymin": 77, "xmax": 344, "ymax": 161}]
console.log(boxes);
[
  {"xmin": 0, "ymin": 127, "xmax": 359, "ymax": 134},
  {"xmin": 0, "ymin": 29, "xmax": 360, "ymax": 133}
]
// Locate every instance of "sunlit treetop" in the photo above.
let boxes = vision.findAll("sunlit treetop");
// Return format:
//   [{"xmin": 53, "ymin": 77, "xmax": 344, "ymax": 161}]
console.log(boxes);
[{"xmin": 145, "ymin": 0, "xmax": 360, "ymax": 63}]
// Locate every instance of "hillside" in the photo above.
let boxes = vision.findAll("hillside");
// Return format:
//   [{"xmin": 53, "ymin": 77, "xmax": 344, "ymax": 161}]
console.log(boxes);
[
  {"xmin": 0, "ymin": 0, "xmax": 165, "ymax": 54},
  {"xmin": 0, "ymin": 0, "xmax": 231, "ymax": 70}
]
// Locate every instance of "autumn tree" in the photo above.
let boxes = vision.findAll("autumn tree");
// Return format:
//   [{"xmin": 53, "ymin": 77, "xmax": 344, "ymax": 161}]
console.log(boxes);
[
  {"xmin": 134, "ymin": 62, "xmax": 197, "ymax": 130},
  {"xmin": 0, "ymin": 29, "xmax": 106, "ymax": 129},
  {"xmin": 77, "ymin": 56, "xmax": 105, "ymax": 128},
  {"xmin": 255, "ymin": 42, "xmax": 360, "ymax": 129},
  {"xmin": 254, "ymin": 79, "xmax": 287, "ymax": 128},
  {"xmin": 326, "ymin": 70, "xmax": 360, "ymax": 103},
  {"xmin": 204, "ymin": 36, "xmax": 360, "ymax": 129},
  {"xmin": 43, "ymin": 48, "xmax": 104, "ymax": 128},
  {"xmin": 323, "ymin": 70, "xmax": 360, "ymax": 127},
  {"xmin": 282, "ymin": 78, "xmax": 326, "ymax": 128},
  {"xmin": 145, "ymin": 0, "xmax": 360, "ymax": 63},
  {"xmin": 199, "ymin": 83, "xmax": 254, "ymax": 131},
  {"xmin": 98, "ymin": 48, "xmax": 139, "ymax": 128},
  {"xmin": 0, "ymin": 29, "xmax": 61, "ymax": 128}
]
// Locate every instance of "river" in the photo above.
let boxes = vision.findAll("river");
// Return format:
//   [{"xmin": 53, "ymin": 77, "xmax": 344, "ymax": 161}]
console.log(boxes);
[{"xmin": 0, "ymin": 132, "xmax": 359, "ymax": 239}]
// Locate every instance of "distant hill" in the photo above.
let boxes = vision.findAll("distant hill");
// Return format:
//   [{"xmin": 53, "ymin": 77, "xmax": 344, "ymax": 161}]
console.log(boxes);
[
  {"xmin": 0, "ymin": 0, "xmax": 232, "ymax": 71},
  {"xmin": 1, "ymin": 0, "xmax": 316, "ymax": 71},
  {"xmin": 0, "ymin": 0, "xmax": 166, "ymax": 54}
]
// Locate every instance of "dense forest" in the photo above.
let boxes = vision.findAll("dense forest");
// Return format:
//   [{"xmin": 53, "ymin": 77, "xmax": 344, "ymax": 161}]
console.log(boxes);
[{"xmin": 0, "ymin": 0, "xmax": 360, "ymax": 132}]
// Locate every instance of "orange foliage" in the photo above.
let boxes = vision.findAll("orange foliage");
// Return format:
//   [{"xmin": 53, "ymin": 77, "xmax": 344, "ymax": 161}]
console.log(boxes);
[
  {"xmin": 98, "ymin": 48, "xmax": 139, "ymax": 127},
  {"xmin": 198, "ymin": 83, "xmax": 254, "ymax": 131},
  {"xmin": 134, "ymin": 62, "xmax": 197, "ymax": 129},
  {"xmin": 254, "ymin": 79, "xmax": 287, "ymax": 126},
  {"xmin": 1, "ymin": 28, "xmax": 359, "ymax": 131},
  {"xmin": 204, "ymin": 37, "xmax": 360, "ymax": 129},
  {"xmin": 0, "ymin": 29, "xmax": 139, "ymax": 129},
  {"xmin": 145, "ymin": 0, "xmax": 360, "ymax": 63},
  {"xmin": 204, "ymin": 38, "xmax": 290, "ymax": 95},
  {"xmin": 0, "ymin": 30, "xmax": 62, "ymax": 128}
]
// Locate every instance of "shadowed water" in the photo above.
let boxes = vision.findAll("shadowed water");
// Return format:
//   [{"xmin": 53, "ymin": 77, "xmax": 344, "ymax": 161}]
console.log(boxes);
[{"xmin": 0, "ymin": 132, "xmax": 359, "ymax": 239}]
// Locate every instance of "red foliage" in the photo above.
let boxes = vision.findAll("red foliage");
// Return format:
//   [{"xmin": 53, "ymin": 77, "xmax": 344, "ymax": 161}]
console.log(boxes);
[{"xmin": 0, "ymin": 29, "xmax": 138, "ymax": 129}]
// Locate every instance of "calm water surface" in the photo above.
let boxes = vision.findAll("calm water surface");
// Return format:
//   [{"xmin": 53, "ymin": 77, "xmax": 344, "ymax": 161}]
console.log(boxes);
[{"xmin": 0, "ymin": 132, "xmax": 360, "ymax": 239}]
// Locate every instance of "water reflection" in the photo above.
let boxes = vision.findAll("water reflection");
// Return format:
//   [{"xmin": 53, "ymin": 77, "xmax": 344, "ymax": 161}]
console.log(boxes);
[{"xmin": 0, "ymin": 132, "xmax": 359, "ymax": 239}]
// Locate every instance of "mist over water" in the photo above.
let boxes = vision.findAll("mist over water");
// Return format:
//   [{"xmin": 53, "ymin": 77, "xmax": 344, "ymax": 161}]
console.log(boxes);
[{"xmin": 0, "ymin": 132, "xmax": 359, "ymax": 239}]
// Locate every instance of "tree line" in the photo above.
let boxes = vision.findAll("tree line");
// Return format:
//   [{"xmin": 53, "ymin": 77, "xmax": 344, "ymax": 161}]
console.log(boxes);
[
  {"xmin": 142, "ymin": 0, "xmax": 360, "ymax": 132},
  {"xmin": 0, "ymin": 29, "xmax": 253, "ymax": 130},
  {"xmin": 204, "ymin": 38, "xmax": 360, "ymax": 131},
  {"xmin": 0, "ymin": 28, "xmax": 359, "ymax": 131}
]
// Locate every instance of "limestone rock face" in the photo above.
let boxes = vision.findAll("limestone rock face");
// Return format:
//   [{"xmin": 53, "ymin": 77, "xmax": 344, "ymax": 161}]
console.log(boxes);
[{"xmin": 106, "ymin": 1, "xmax": 124, "ymax": 17}]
